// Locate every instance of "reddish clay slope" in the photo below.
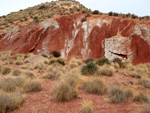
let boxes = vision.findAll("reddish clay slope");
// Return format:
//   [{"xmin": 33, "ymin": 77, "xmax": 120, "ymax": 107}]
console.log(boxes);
[{"xmin": 0, "ymin": 13, "xmax": 150, "ymax": 64}]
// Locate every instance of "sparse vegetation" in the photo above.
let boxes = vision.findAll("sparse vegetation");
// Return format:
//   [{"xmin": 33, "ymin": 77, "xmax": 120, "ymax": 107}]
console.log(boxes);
[{"xmin": 0, "ymin": 0, "xmax": 150, "ymax": 111}]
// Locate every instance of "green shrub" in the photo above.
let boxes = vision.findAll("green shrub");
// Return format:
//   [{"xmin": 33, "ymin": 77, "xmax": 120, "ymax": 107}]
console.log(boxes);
[
  {"xmin": 85, "ymin": 58, "xmax": 94, "ymax": 64},
  {"xmin": 139, "ymin": 79, "xmax": 150, "ymax": 88},
  {"xmin": 108, "ymin": 87, "xmax": 126, "ymax": 104},
  {"xmin": 92, "ymin": 10, "xmax": 99, "ymax": 15},
  {"xmin": 22, "ymin": 80, "xmax": 42, "ymax": 93},
  {"xmin": 50, "ymin": 50, "xmax": 61, "ymax": 57},
  {"xmin": 2, "ymin": 66, "xmax": 11, "ymax": 75},
  {"xmin": 134, "ymin": 93, "xmax": 149, "ymax": 103},
  {"xmin": 108, "ymin": 12, "xmax": 113, "ymax": 16},
  {"xmin": 81, "ymin": 62, "xmax": 98, "ymax": 75},
  {"xmin": 81, "ymin": 100, "xmax": 93, "ymax": 113},
  {"xmin": 96, "ymin": 58, "xmax": 111, "ymax": 66},
  {"xmin": 83, "ymin": 78, "xmax": 107, "ymax": 95},
  {"xmin": 0, "ymin": 92, "xmax": 24, "ymax": 113},
  {"xmin": 82, "ymin": 10, "xmax": 88, "ymax": 13},
  {"xmin": 33, "ymin": 16, "xmax": 39, "ymax": 23},
  {"xmin": 38, "ymin": 5, "xmax": 47, "ymax": 10},
  {"xmin": 52, "ymin": 81, "xmax": 79, "ymax": 102}
]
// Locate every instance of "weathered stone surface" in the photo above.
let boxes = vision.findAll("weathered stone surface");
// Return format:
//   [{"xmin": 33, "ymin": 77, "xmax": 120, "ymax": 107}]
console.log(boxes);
[{"xmin": 0, "ymin": 13, "xmax": 150, "ymax": 64}]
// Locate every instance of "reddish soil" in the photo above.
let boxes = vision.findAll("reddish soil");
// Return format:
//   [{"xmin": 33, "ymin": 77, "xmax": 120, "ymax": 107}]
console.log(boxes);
[{"xmin": 10, "ymin": 69, "xmax": 146, "ymax": 113}]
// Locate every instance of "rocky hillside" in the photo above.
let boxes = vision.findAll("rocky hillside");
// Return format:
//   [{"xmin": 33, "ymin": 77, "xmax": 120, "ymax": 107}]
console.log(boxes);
[
  {"xmin": 0, "ymin": 0, "xmax": 89, "ymax": 34},
  {"xmin": 0, "ymin": 0, "xmax": 150, "ymax": 64}
]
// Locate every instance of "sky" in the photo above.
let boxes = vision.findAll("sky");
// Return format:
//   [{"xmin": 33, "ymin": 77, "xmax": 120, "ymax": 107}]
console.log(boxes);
[{"xmin": 0, "ymin": 0, "xmax": 150, "ymax": 17}]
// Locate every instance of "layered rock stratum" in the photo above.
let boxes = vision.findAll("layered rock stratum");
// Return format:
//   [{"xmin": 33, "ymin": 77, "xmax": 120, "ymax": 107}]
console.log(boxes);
[{"xmin": 0, "ymin": 13, "xmax": 150, "ymax": 64}]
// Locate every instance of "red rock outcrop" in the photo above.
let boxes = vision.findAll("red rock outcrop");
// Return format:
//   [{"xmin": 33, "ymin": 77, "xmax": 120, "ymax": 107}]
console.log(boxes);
[{"xmin": 0, "ymin": 13, "xmax": 150, "ymax": 64}]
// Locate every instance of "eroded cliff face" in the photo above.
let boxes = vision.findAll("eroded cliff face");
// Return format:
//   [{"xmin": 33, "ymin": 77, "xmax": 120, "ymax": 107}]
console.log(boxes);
[{"xmin": 0, "ymin": 13, "xmax": 150, "ymax": 64}]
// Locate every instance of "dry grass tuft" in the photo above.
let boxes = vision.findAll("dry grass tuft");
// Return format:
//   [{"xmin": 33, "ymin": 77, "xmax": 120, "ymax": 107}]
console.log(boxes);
[
  {"xmin": 69, "ymin": 57, "xmax": 82, "ymax": 69},
  {"xmin": 22, "ymin": 80, "xmax": 42, "ymax": 93},
  {"xmin": 99, "ymin": 65, "xmax": 114, "ymax": 76},
  {"xmin": 134, "ymin": 93, "xmax": 149, "ymax": 103},
  {"xmin": 45, "ymin": 65, "xmax": 65, "ymax": 79},
  {"xmin": 0, "ymin": 91, "xmax": 24, "ymax": 113},
  {"xmin": 12, "ymin": 69, "xmax": 22, "ymax": 76},
  {"xmin": 15, "ymin": 60, "xmax": 23, "ymax": 65},
  {"xmin": 2, "ymin": 66, "xmax": 12, "ymax": 75},
  {"xmin": 52, "ymin": 80, "xmax": 79, "ymax": 102},
  {"xmin": 113, "ymin": 63, "xmax": 120, "ymax": 69},
  {"xmin": 139, "ymin": 79, "xmax": 150, "ymax": 88},
  {"xmin": 81, "ymin": 100, "xmax": 93, "ymax": 113},
  {"xmin": 108, "ymin": 87, "xmax": 128, "ymax": 104},
  {"xmin": 49, "ymin": 58, "xmax": 65, "ymax": 66},
  {"xmin": 23, "ymin": 71, "xmax": 35, "ymax": 78},
  {"xmin": 43, "ymin": 73, "xmax": 60, "ymax": 80},
  {"xmin": 83, "ymin": 78, "xmax": 107, "ymax": 95},
  {"xmin": 0, "ymin": 51, "xmax": 13, "ymax": 61},
  {"xmin": 52, "ymin": 72, "xmax": 80, "ymax": 102},
  {"xmin": 140, "ymin": 104, "xmax": 150, "ymax": 113},
  {"xmin": 21, "ymin": 65, "xmax": 28, "ymax": 69},
  {"xmin": 0, "ymin": 76, "xmax": 25, "ymax": 92},
  {"xmin": 126, "ymin": 71, "xmax": 141, "ymax": 79}
]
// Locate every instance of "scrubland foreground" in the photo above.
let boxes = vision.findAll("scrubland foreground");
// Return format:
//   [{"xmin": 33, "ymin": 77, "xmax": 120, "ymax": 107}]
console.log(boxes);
[{"xmin": 0, "ymin": 51, "xmax": 150, "ymax": 113}]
